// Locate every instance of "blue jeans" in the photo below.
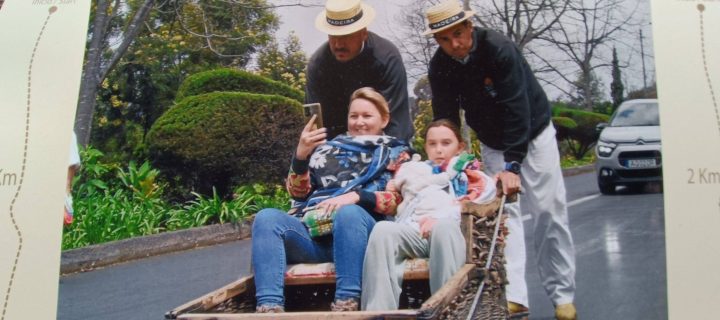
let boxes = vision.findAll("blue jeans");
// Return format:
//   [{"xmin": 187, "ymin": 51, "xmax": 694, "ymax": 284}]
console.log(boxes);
[{"xmin": 251, "ymin": 204, "xmax": 378, "ymax": 307}]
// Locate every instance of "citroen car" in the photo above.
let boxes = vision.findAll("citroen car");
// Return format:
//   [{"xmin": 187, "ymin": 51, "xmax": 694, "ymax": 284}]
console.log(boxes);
[{"xmin": 595, "ymin": 99, "xmax": 662, "ymax": 194}]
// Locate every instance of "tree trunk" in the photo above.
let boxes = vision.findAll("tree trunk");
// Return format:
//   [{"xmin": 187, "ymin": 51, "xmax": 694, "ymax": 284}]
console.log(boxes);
[
  {"xmin": 74, "ymin": 0, "xmax": 111, "ymax": 146},
  {"xmin": 74, "ymin": 0, "xmax": 155, "ymax": 146},
  {"xmin": 583, "ymin": 77, "xmax": 592, "ymax": 110}
]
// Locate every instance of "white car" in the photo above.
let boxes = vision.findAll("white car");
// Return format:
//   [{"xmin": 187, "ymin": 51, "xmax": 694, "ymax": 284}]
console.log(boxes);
[{"xmin": 595, "ymin": 99, "xmax": 662, "ymax": 194}]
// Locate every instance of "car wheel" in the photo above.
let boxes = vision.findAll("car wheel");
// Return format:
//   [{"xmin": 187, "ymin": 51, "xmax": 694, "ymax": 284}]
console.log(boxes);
[{"xmin": 598, "ymin": 181, "xmax": 615, "ymax": 194}]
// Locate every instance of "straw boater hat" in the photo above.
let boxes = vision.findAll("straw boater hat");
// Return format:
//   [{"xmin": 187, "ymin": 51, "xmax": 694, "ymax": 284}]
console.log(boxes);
[
  {"xmin": 315, "ymin": 0, "xmax": 376, "ymax": 36},
  {"xmin": 423, "ymin": 0, "xmax": 476, "ymax": 36}
]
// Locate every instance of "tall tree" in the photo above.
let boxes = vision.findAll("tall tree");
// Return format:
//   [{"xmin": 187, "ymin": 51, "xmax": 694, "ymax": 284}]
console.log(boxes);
[
  {"xmin": 532, "ymin": 0, "xmax": 638, "ymax": 109},
  {"xmin": 386, "ymin": 0, "xmax": 439, "ymax": 82},
  {"xmin": 86, "ymin": 0, "xmax": 280, "ymax": 156},
  {"xmin": 610, "ymin": 47, "xmax": 624, "ymax": 112},
  {"xmin": 256, "ymin": 32, "xmax": 307, "ymax": 91},
  {"xmin": 473, "ymin": 0, "xmax": 570, "ymax": 51},
  {"xmin": 75, "ymin": 0, "xmax": 316, "ymax": 146},
  {"xmin": 76, "ymin": 0, "xmax": 155, "ymax": 146},
  {"xmin": 571, "ymin": 70, "xmax": 603, "ymax": 110}
]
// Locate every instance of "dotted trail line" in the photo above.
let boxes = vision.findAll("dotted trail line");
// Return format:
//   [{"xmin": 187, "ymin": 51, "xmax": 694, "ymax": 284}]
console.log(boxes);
[
  {"xmin": 698, "ymin": 4, "xmax": 720, "ymax": 139},
  {"xmin": 1, "ymin": 7, "xmax": 57, "ymax": 320}
]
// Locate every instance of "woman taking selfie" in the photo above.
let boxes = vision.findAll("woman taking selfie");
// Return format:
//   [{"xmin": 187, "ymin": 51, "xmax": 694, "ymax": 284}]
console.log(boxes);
[{"xmin": 251, "ymin": 87, "xmax": 409, "ymax": 313}]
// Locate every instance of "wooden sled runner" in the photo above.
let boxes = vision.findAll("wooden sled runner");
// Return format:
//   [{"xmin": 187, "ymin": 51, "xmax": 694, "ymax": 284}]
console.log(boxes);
[{"xmin": 166, "ymin": 196, "xmax": 511, "ymax": 320}]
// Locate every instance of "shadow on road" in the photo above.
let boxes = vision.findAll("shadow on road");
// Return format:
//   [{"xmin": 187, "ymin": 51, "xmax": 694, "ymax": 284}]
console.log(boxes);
[{"xmin": 605, "ymin": 182, "xmax": 664, "ymax": 195}]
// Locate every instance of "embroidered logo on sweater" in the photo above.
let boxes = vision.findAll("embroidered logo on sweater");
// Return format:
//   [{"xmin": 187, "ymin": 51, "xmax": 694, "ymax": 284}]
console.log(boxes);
[{"xmin": 483, "ymin": 77, "xmax": 498, "ymax": 98}]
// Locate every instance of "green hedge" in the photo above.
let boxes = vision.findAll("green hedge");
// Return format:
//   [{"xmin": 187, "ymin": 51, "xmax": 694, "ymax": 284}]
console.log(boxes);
[
  {"xmin": 552, "ymin": 107, "xmax": 609, "ymax": 128},
  {"xmin": 552, "ymin": 106, "xmax": 610, "ymax": 159},
  {"xmin": 551, "ymin": 116, "xmax": 577, "ymax": 142},
  {"xmin": 147, "ymin": 92, "xmax": 304, "ymax": 197},
  {"xmin": 175, "ymin": 68, "xmax": 304, "ymax": 102}
]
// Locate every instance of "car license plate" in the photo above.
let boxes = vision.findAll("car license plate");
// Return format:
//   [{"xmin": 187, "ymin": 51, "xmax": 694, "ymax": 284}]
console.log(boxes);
[{"xmin": 627, "ymin": 159, "xmax": 656, "ymax": 168}]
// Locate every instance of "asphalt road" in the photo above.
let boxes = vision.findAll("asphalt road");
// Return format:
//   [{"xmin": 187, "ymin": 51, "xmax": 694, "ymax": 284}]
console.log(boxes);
[
  {"xmin": 56, "ymin": 172, "xmax": 667, "ymax": 320},
  {"xmin": 523, "ymin": 180, "xmax": 666, "ymax": 319}
]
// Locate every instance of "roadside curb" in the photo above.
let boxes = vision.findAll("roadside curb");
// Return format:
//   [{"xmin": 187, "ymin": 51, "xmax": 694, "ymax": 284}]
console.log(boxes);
[
  {"xmin": 60, "ymin": 220, "xmax": 252, "ymax": 275},
  {"xmin": 60, "ymin": 164, "xmax": 595, "ymax": 275},
  {"xmin": 562, "ymin": 164, "xmax": 595, "ymax": 177}
]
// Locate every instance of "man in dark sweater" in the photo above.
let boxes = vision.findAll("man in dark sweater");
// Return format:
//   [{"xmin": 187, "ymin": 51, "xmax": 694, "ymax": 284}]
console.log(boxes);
[
  {"xmin": 306, "ymin": 0, "xmax": 413, "ymax": 142},
  {"xmin": 423, "ymin": 1, "xmax": 577, "ymax": 319}
]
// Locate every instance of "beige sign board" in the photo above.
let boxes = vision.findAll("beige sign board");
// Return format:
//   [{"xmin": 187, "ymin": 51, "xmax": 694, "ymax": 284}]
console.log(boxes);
[
  {"xmin": 0, "ymin": 0, "xmax": 90, "ymax": 319},
  {"xmin": 652, "ymin": 0, "xmax": 720, "ymax": 318}
]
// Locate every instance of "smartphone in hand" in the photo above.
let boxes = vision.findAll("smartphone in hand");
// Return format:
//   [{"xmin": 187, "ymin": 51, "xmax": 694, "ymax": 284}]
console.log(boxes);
[{"xmin": 303, "ymin": 103, "xmax": 323, "ymax": 128}]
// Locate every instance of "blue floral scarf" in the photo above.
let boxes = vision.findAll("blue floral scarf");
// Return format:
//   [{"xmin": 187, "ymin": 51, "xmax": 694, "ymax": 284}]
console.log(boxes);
[{"xmin": 296, "ymin": 134, "xmax": 409, "ymax": 212}]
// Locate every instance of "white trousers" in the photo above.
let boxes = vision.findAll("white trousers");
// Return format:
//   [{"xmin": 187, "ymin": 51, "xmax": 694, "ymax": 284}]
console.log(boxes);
[
  {"xmin": 361, "ymin": 220, "xmax": 466, "ymax": 310},
  {"xmin": 481, "ymin": 124, "xmax": 576, "ymax": 307}
]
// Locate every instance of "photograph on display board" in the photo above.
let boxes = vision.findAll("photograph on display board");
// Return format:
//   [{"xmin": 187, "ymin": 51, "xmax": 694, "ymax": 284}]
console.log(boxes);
[{"xmin": 0, "ymin": 0, "xmax": 675, "ymax": 319}]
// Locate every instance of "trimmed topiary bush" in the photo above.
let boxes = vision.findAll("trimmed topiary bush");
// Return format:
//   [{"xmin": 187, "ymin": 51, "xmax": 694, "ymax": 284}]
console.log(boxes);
[
  {"xmin": 175, "ymin": 68, "xmax": 304, "ymax": 102},
  {"xmin": 551, "ymin": 116, "xmax": 577, "ymax": 142},
  {"xmin": 552, "ymin": 106, "xmax": 610, "ymax": 159},
  {"xmin": 147, "ymin": 92, "xmax": 304, "ymax": 198}
]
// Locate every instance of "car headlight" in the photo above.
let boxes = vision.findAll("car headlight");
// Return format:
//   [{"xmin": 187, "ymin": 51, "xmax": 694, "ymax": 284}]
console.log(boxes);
[{"xmin": 596, "ymin": 140, "xmax": 617, "ymax": 157}]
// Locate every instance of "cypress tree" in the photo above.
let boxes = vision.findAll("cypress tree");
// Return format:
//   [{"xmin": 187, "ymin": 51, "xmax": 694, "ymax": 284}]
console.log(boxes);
[{"xmin": 610, "ymin": 48, "xmax": 624, "ymax": 113}]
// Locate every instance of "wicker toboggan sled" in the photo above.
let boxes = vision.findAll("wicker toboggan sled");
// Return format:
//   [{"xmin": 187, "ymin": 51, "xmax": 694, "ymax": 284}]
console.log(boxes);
[{"xmin": 165, "ymin": 193, "xmax": 511, "ymax": 320}]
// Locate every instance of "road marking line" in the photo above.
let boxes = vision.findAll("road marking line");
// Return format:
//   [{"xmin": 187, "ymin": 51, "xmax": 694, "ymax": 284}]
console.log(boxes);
[
  {"xmin": 568, "ymin": 194, "xmax": 601, "ymax": 207},
  {"xmin": 521, "ymin": 194, "xmax": 600, "ymax": 221}
]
